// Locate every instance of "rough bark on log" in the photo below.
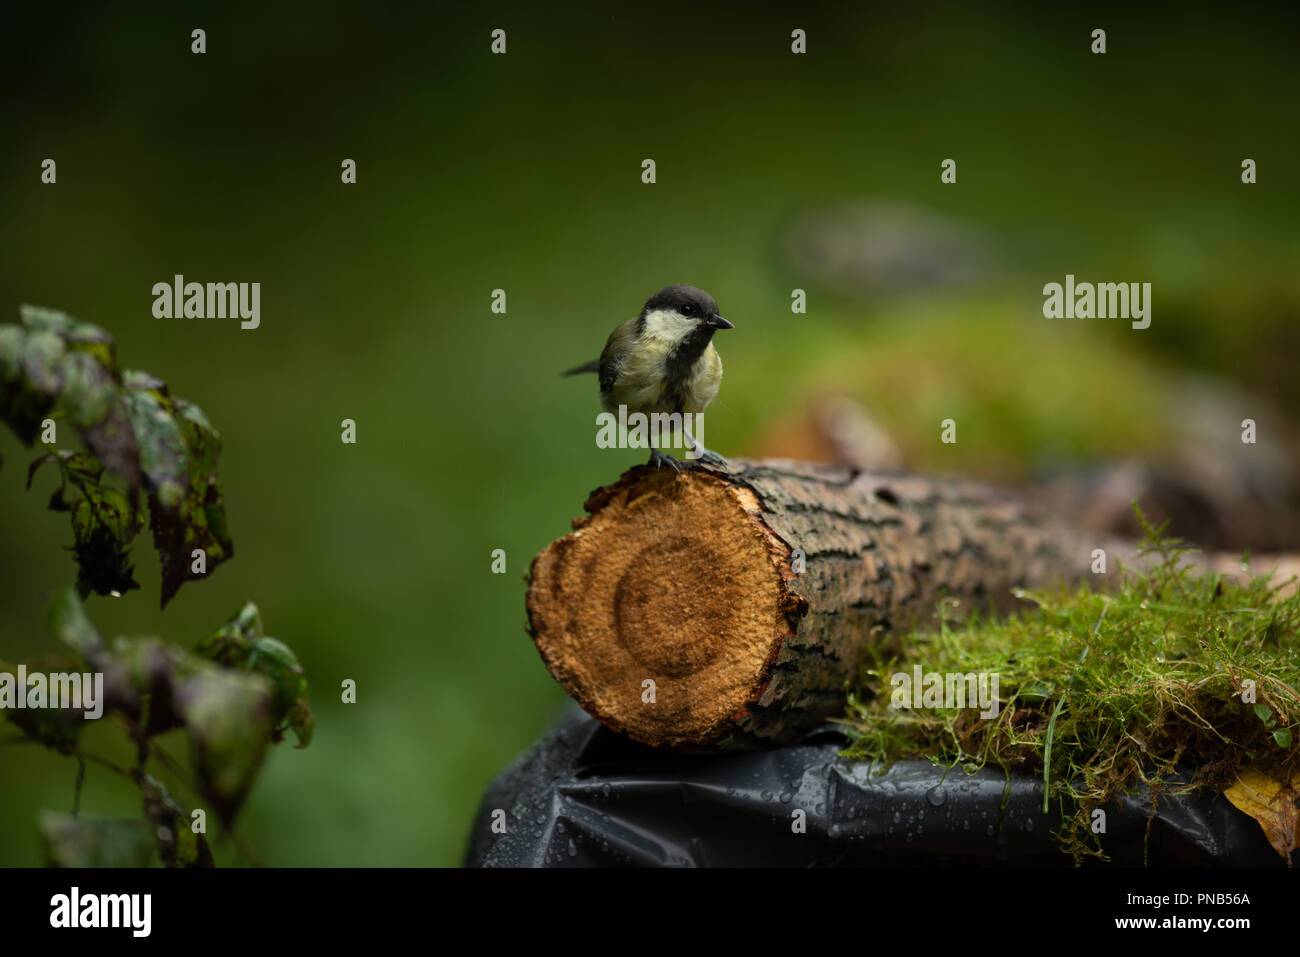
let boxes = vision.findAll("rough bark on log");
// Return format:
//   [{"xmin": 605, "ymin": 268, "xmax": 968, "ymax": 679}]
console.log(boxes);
[{"xmin": 526, "ymin": 459, "xmax": 1096, "ymax": 751}]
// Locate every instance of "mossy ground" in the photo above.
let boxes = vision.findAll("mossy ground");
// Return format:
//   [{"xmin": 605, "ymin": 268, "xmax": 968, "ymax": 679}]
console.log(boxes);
[{"xmin": 841, "ymin": 512, "xmax": 1300, "ymax": 861}]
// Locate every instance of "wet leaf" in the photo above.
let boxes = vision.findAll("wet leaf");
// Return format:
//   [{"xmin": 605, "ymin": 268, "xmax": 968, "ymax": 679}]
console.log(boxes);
[
  {"xmin": 284, "ymin": 697, "xmax": 314, "ymax": 749},
  {"xmin": 70, "ymin": 485, "xmax": 142, "ymax": 597},
  {"xmin": 177, "ymin": 669, "xmax": 272, "ymax": 826},
  {"xmin": 26, "ymin": 449, "xmax": 103, "ymax": 492},
  {"xmin": 21, "ymin": 304, "xmax": 116, "ymax": 349},
  {"xmin": 0, "ymin": 325, "xmax": 59, "ymax": 443},
  {"xmin": 0, "ymin": 659, "xmax": 86, "ymax": 754},
  {"xmin": 50, "ymin": 314, "xmax": 143, "ymax": 482},
  {"xmin": 0, "ymin": 307, "xmax": 232, "ymax": 605},
  {"xmin": 10, "ymin": 307, "xmax": 119, "ymax": 446},
  {"xmin": 138, "ymin": 773, "xmax": 213, "ymax": 868},
  {"xmin": 81, "ymin": 400, "xmax": 141, "ymax": 483},
  {"xmin": 4, "ymin": 707, "xmax": 85, "ymax": 754},
  {"xmin": 247, "ymin": 638, "xmax": 302, "ymax": 709},
  {"xmin": 70, "ymin": 483, "xmax": 140, "ymax": 545},
  {"xmin": 248, "ymin": 637, "xmax": 313, "ymax": 747},
  {"xmin": 39, "ymin": 811, "xmax": 157, "ymax": 868},
  {"xmin": 61, "ymin": 350, "xmax": 117, "ymax": 429},
  {"xmin": 121, "ymin": 380, "xmax": 234, "ymax": 608},
  {"xmin": 196, "ymin": 605, "xmax": 313, "ymax": 747},
  {"xmin": 1224, "ymin": 768, "xmax": 1299, "ymax": 861},
  {"xmin": 197, "ymin": 601, "xmax": 264, "ymax": 666},
  {"xmin": 121, "ymin": 368, "xmax": 164, "ymax": 391},
  {"xmin": 103, "ymin": 636, "xmax": 192, "ymax": 735}
]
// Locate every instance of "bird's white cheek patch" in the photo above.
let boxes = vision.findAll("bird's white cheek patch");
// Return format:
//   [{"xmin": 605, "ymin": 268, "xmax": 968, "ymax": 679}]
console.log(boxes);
[{"xmin": 642, "ymin": 309, "xmax": 697, "ymax": 341}]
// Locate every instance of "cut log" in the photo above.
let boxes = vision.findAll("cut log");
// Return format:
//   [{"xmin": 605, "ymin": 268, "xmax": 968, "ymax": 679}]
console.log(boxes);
[{"xmin": 526, "ymin": 459, "xmax": 1097, "ymax": 751}]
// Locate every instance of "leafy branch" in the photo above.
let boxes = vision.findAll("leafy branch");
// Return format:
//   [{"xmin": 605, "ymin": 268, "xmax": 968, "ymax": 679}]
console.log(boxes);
[
  {"xmin": 0, "ymin": 305, "xmax": 311, "ymax": 867},
  {"xmin": 0, "ymin": 304, "xmax": 232, "ymax": 606}
]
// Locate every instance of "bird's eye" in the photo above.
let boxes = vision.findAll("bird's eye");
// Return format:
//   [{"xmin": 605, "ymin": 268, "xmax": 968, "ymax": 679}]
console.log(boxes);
[{"xmin": 681, "ymin": 304, "xmax": 694, "ymax": 315}]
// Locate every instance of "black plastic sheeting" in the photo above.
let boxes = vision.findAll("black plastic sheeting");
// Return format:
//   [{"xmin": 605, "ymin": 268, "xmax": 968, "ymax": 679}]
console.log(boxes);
[{"xmin": 465, "ymin": 706, "xmax": 1289, "ymax": 867}]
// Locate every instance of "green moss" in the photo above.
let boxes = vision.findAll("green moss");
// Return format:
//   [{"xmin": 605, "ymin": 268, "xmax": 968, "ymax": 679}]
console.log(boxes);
[{"xmin": 840, "ymin": 509, "xmax": 1300, "ymax": 861}]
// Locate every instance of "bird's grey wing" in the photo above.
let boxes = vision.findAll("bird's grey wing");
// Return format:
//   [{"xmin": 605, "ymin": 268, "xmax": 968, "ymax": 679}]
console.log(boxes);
[
  {"xmin": 598, "ymin": 319, "xmax": 636, "ymax": 394},
  {"xmin": 598, "ymin": 352, "xmax": 620, "ymax": 394}
]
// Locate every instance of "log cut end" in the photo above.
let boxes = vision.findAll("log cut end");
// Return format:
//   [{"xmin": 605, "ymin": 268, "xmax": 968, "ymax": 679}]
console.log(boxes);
[{"xmin": 527, "ymin": 465, "xmax": 806, "ymax": 749}]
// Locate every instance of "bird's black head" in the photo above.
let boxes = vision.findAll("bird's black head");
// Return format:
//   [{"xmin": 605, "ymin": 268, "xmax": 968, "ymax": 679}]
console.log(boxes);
[{"xmin": 638, "ymin": 284, "xmax": 733, "ymax": 333}]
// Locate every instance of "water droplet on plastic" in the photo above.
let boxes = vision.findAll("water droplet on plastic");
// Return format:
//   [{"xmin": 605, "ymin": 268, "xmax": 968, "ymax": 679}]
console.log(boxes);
[{"xmin": 927, "ymin": 785, "xmax": 947, "ymax": 807}]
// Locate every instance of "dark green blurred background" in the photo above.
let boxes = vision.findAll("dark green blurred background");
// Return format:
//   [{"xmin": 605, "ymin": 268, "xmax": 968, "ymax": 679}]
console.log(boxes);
[{"xmin": 1, "ymin": 3, "xmax": 1297, "ymax": 865}]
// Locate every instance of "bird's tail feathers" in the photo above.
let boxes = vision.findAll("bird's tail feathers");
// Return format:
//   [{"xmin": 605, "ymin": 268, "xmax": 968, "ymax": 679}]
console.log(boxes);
[{"xmin": 562, "ymin": 359, "xmax": 600, "ymax": 376}]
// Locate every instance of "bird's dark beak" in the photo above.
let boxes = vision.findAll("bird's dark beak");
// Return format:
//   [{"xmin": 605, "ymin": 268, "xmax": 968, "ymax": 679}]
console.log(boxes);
[{"xmin": 707, "ymin": 314, "xmax": 734, "ymax": 330}]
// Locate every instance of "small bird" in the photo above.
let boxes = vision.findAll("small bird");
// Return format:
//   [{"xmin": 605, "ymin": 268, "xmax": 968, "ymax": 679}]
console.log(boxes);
[{"xmin": 565, "ymin": 284, "xmax": 734, "ymax": 470}]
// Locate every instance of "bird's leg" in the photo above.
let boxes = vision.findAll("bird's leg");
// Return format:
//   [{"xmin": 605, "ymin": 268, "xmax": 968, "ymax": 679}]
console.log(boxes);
[
  {"xmin": 683, "ymin": 427, "xmax": 727, "ymax": 467},
  {"xmin": 648, "ymin": 445, "xmax": 682, "ymax": 472}
]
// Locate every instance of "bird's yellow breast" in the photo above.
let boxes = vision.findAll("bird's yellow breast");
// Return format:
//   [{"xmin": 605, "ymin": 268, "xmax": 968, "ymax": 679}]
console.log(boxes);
[{"xmin": 602, "ymin": 342, "xmax": 722, "ymax": 415}]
